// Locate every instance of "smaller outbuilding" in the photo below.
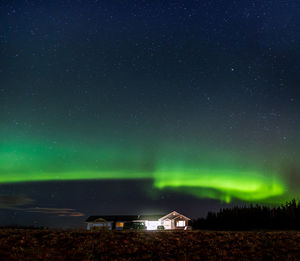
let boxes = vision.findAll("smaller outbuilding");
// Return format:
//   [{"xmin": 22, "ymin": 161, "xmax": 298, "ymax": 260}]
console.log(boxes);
[
  {"xmin": 85, "ymin": 215, "xmax": 137, "ymax": 231},
  {"xmin": 85, "ymin": 211, "xmax": 191, "ymax": 231}
]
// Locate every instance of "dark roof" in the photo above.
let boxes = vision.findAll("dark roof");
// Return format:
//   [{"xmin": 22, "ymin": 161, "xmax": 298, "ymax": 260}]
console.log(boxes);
[
  {"xmin": 86, "ymin": 215, "xmax": 138, "ymax": 222},
  {"xmin": 137, "ymin": 215, "xmax": 164, "ymax": 221},
  {"xmin": 86, "ymin": 214, "xmax": 165, "ymax": 222}
]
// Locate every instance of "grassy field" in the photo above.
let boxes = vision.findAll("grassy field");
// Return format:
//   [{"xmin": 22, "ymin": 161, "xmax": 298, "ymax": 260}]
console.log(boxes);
[{"xmin": 0, "ymin": 229, "xmax": 299, "ymax": 260}]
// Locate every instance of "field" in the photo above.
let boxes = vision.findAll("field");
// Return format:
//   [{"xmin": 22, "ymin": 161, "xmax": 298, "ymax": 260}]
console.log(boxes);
[{"xmin": 0, "ymin": 229, "xmax": 299, "ymax": 260}]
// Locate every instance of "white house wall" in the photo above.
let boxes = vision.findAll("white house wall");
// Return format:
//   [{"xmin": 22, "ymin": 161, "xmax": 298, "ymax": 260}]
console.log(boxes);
[
  {"xmin": 162, "ymin": 220, "xmax": 171, "ymax": 230},
  {"xmin": 145, "ymin": 220, "xmax": 161, "ymax": 230}
]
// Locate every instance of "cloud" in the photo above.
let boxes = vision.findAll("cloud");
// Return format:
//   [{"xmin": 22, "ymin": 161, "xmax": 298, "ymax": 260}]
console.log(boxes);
[
  {"xmin": 69, "ymin": 212, "xmax": 85, "ymax": 217},
  {"xmin": 0, "ymin": 195, "xmax": 34, "ymax": 208},
  {"xmin": 25, "ymin": 207, "xmax": 85, "ymax": 217},
  {"xmin": 0, "ymin": 194, "xmax": 84, "ymax": 217}
]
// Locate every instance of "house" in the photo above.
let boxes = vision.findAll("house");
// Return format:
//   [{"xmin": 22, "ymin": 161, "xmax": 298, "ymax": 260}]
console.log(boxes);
[
  {"xmin": 85, "ymin": 211, "xmax": 191, "ymax": 231},
  {"xmin": 159, "ymin": 211, "xmax": 191, "ymax": 230}
]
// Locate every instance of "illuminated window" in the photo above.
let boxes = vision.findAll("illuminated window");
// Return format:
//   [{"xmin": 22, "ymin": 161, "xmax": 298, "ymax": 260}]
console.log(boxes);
[
  {"xmin": 116, "ymin": 222, "xmax": 124, "ymax": 228},
  {"xmin": 177, "ymin": 221, "xmax": 185, "ymax": 227}
]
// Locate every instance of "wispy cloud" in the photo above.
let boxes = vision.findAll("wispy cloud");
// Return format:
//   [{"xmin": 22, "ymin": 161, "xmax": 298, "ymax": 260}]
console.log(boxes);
[
  {"xmin": 0, "ymin": 195, "xmax": 34, "ymax": 208},
  {"xmin": 25, "ymin": 207, "xmax": 85, "ymax": 217},
  {"xmin": 0, "ymin": 195, "xmax": 84, "ymax": 217}
]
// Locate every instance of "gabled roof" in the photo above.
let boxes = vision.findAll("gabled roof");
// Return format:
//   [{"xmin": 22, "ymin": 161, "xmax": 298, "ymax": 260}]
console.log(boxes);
[{"xmin": 159, "ymin": 211, "xmax": 191, "ymax": 221}]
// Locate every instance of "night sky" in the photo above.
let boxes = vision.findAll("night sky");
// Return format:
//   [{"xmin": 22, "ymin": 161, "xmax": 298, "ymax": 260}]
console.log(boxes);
[{"xmin": 1, "ymin": 0, "xmax": 300, "ymax": 228}]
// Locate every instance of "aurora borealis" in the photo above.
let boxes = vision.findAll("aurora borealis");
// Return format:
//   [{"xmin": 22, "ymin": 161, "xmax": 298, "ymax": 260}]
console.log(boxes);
[
  {"xmin": 0, "ymin": 134, "xmax": 292, "ymax": 203},
  {"xmin": 1, "ymin": 0, "xmax": 300, "ymax": 227}
]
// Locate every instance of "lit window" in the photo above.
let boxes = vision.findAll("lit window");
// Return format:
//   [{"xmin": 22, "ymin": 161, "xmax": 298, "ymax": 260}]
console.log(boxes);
[
  {"xmin": 177, "ymin": 221, "xmax": 185, "ymax": 227},
  {"xmin": 116, "ymin": 222, "xmax": 124, "ymax": 228}
]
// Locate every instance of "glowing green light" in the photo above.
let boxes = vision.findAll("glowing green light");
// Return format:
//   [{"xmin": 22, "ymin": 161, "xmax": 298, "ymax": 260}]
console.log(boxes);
[
  {"xmin": 0, "ymin": 170, "xmax": 151, "ymax": 183},
  {"xmin": 0, "ymin": 137, "xmax": 290, "ymax": 204},
  {"xmin": 153, "ymin": 169, "xmax": 285, "ymax": 202}
]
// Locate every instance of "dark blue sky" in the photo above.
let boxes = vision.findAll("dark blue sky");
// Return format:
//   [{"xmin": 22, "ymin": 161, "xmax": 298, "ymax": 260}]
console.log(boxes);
[{"xmin": 0, "ymin": 0, "xmax": 300, "ymax": 228}]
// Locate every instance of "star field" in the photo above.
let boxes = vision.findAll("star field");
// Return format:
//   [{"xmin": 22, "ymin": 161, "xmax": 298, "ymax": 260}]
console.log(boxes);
[{"xmin": 0, "ymin": 0, "xmax": 300, "ymax": 227}]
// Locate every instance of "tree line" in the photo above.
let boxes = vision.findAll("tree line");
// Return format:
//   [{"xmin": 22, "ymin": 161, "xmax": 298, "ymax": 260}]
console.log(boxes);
[{"xmin": 191, "ymin": 199, "xmax": 300, "ymax": 230}]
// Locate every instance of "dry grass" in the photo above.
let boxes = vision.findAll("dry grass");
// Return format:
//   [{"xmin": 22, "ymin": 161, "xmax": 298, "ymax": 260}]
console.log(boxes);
[{"xmin": 0, "ymin": 229, "xmax": 299, "ymax": 260}]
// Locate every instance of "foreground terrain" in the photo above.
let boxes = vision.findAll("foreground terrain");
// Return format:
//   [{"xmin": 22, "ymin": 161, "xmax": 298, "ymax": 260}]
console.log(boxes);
[{"xmin": 0, "ymin": 229, "xmax": 299, "ymax": 260}]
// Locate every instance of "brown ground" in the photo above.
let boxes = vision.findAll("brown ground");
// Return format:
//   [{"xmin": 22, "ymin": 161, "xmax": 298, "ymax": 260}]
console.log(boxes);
[{"xmin": 0, "ymin": 229, "xmax": 299, "ymax": 260}]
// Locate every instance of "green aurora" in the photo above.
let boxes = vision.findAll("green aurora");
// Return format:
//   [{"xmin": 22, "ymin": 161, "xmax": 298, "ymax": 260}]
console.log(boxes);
[{"xmin": 0, "ymin": 136, "xmax": 292, "ymax": 204}]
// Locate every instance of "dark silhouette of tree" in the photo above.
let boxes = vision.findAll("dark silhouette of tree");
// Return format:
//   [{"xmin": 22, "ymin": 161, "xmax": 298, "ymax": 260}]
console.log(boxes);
[{"xmin": 191, "ymin": 199, "xmax": 300, "ymax": 230}]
